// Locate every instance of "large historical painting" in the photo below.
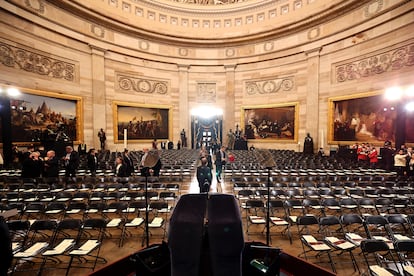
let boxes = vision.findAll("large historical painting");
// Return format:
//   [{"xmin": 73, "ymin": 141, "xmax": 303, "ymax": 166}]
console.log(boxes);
[
  {"xmin": 5, "ymin": 90, "xmax": 81, "ymax": 143},
  {"xmin": 329, "ymin": 93, "xmax": 397, "ymax": 144},
  {"xmin": 113, "ymin": 102, "xmax": 171, "ymax": 142},
  {"xmin": 241, "ymin": 103, "xmax": 298, "ymax": 142}
]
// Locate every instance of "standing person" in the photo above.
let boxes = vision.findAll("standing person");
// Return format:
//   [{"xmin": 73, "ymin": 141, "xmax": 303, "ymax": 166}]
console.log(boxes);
[
  {"xmin": 43, "ymin": 150, "xmax": 59, "ymax": 178},
  {"xmin": 114, "ymin": 157, "xmax": 127, "ymax": 177},
  {"xmin": 87, "ymin": 148, "xmax": 98, "ymax": 176},
  {"xmin": 180, "ymin": 129, "xmax": 187, "ymax": 148},
  {"xmin": 98, "ymin": 128, "xmax": 106, "ymax": 151},
  {"xmin": 227, "ymin": 129, "xmax": 235, "ymax": 150},
  {"xmin": 394, "ymin": 149, "xmax": 408, "ymax": 176},
  {"xmin": 197, "ymin": 157, "xmax": 212, "ymax": 193},
  {"xmin": 368, "ymin": 145, "xmax": 379, "ymax": 169},
  {"xmin": 215, "ymin": 146, "xmax": 226, "ymax": 181},
  {"xmin": 0, "ymin": 215, "xmax": 12, "ymax": 276},
  {"xmin": 21, "ymin": 151, "xmax": 43, "ymax": 179},
  {"xmin": 408, "ymin": 155, "xmax": 414, "ymax": 177},
  {"xmin": 77, "ymin": 141, "xmax": 87, "ymax": 156},
  {"xmin": 303, "ymin": 133, "xmax": 314, "ymax": 155},
  {"xmin": 63, "ymin": 146, "xmax": 79, "ymax": 179},
  {"xmin": 122, "ymin": 149, "xmax": 134, "ymax": 176},
  {"xmin": 152, "ymin": 139, "xmax": 158, "ymax": 150}
]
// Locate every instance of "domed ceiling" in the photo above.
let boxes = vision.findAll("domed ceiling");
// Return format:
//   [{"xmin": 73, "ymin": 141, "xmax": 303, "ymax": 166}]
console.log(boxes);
[{"xmin": 62, "ymin": 0, "xmax": 367, "ymax": 45}]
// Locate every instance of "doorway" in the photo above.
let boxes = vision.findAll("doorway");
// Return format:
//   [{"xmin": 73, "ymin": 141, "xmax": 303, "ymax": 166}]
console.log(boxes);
[{"xmin": 191, "ymin": 115, "xmax": 222, "ymax": 150}]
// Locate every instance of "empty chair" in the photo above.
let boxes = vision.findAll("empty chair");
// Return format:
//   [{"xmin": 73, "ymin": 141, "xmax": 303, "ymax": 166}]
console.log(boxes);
[
  {"xmin": 360, "ymin": 239, "xmax": 400, "ymax": 276},
  {"xmin": 66, "ymin": 218, "xmax": 107, "ymax": 274}
]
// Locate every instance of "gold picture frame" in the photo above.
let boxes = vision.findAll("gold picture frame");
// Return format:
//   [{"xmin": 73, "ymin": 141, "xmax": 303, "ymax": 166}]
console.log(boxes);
[
  {"xmin": 328, "ymin": 91, "xmax": 396, "ymax": 145},
  {"xmin": 241, "ymin": 102, "xmax": 298, "ymax": 142},
  {"xmin": 5, "ymin": 87, "xmax": 83, "ymax": 145},
  {"xmin": 113, "ymin": 101, "xmax": 172, "ymax": 143}
]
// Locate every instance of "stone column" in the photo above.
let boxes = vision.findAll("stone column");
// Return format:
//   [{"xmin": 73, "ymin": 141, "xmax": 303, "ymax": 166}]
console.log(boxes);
[
  {"xmin": 178, "ymin": 64, "xmax": 189, "ymax": 145},
  {"xmin": 305, "ymin": 48, "xmax": 321, "ymax": 152},
  {"xmin": 90, "ymin": 45, "xmax": 106, "ymax": 149},
  {"xmin": 224, "ymin": 64, "xmax": 236, "ymax": 142}
]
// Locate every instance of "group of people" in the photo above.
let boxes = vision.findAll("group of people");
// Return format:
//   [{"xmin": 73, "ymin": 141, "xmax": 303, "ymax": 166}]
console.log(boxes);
[
  {"xmin": 350, "ymin": 141, "xmax": 414, "ymax": 176},
  {"xmin": 196, "ymin": 145, "xmax": 228, "ymax": 193},
  {"xmin": 16, "ymin": 145, "xmax": 78, "ymax": 180}
]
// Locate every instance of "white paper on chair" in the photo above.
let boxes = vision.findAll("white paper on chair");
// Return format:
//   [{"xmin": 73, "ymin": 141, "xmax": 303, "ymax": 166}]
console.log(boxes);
[
  {"xmin": 373, "ymin": 236, "xmax": 394, "ymax": 249},
  {"xmin": 394, "ymin": 234, "xmax": 411, "ymax": 241},
  {"xmin": 15, "ymin": 242, "xmax": 49, "ymax": 257},
  {"xmin": 43, "ymin": 239, "xmax": 75, "ymax": 255},
  {"xmin": 149, "ymin": 217, "xmax": 163, "ymax": 227},
  {"xmin": 270, "ymin": 217, "xmax": 288, "ymax": 225},
  {"xmin": 302, "ymin": 235, "xmax": 330, "ymax": 251},
  {"xmin": 345, "ymin": 233, "xmax": 364, "ymax": 245},
  {"xmin": 107, "ymin": 218, "xmax": 122, "ymax": 227},
  {"xmin": 250, "ymin": 216, "xmax": 266, "ymax": 224},
  {"xmin": 70, "ymin": 240, "xmax": 99, "ymax": 255},
  {"xmin": 325, "ymin": 236, "xmax": 355, "ymax": 250},
  {"xmin": 125, "ymin": 218, "xmax": 144, "ymax": 227},
  {"xmin": 370, "ymin": 265, "xmax": 394, "ymax": 276},
  {"xmin": 403, "ymin": 265, "xmax": 414, "ymax": 276}
]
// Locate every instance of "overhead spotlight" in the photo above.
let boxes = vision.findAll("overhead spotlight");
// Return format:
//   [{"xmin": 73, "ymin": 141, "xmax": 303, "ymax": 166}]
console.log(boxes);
[
  {"xmin": 390, "ymin": 106, "xmax": 395, "ymax": 111},
  {"xmin": 385, "ymin": 87, "xmax": 403, "ymax": 101},
  {"xmin": 406, "ymin": 101, "xmax": 414, "ymax": 112},
  {"xmin": 406, "ymin": 85, "xmax": 414, "ymax": 97},
  {"xmin": 7, "ymin": 87, "xmax": 21, "ymax": 97},
  {"xmin": 383, "ymin": 107, "xmax": 388, "ymax": 111}
]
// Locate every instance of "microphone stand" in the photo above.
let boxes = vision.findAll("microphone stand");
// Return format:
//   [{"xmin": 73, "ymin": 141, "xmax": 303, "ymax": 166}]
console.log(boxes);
[
  {"xmin": 266, "ymin": 166, "xmax": 271, "ymax": 246},
  {"xmin": 144, "ymin": 171, "xmax": 150, "ymax": 248}
]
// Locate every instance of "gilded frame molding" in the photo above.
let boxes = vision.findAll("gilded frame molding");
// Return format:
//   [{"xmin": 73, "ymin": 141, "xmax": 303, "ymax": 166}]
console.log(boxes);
[
  {"xmin": 241, "ymin": 102, "xmax": 298, "ymax": 143},
  {"xmin": 328, "ymin": 90, "xmax": 395, "ymax": 145},
  {"xmin": 5, "ymin": 87, "xmax": 83, "ymax": 145},
  {"xmin": 113, "ymin": 101, "xmax": 172, "ymax": 143}
]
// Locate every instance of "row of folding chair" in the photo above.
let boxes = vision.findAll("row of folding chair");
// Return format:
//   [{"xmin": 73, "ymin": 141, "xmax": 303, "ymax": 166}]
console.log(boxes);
[
  {"xmin": 296, "ymin": 214, "xmax": 414, "ymax": 274},
  {"xmin": 9, "ymin": 218, "xmax": 107, "ymax": 275}
]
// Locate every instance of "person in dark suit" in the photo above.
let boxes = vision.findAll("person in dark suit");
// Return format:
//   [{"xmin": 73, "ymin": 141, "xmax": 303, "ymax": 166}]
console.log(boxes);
[
  {"xmin": 303, "ymin": 133, "xmax": 314, "ymax": 155},
  {"xmin": 122, "ymin": 149, "xmax": 134, "ymax": 176},
  {"xmin": 0, "ymin": 216, "xmax": 12, "ymax": 276},
  {"xmin": 87, "ymin": 148, "xmax": 98, "ymax": 176},
  {"xmin": 215, "ymin": 146, "xmax": 226, "ymax": 181},
  {"xmin": 197, "ymin": 157, "xmax": 212, "ymax": 193},
  {"xmin": 43, "ymin": 150, "xmax": 59, "ymax": 178},
  {"xmin": 21, "ymin": 151, "xmax": 43, "ymax": 179},
  {"xmin": 114, "ymin": 157, "xmax": 127, "ymax": 177},
  {"xmin": 62, "ymin": 146, "xmax": 79, "ymax": 178}
]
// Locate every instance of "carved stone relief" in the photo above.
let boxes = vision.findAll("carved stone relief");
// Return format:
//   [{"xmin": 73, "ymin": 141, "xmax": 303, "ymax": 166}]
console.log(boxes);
[
  {"xmin": 24, "ymin": 0, "xmax": 45, "ymax": 13},
  {"xmin": 335, "ymin": 42, "xmax": 414, "ymax": 83},
  {"xmin": 245, "ymin": 77, "xmax": 294, "ymax": 95},
  {"xmin": 117, "ymin": 73, "xmax": 169, "ymax": 94},
  {"xmin": 197, "ymin": 82, "xmax": 216, "ymax": 103},
  {"xmin": 0, "ymin": 41, "xmax": 75, "ymax": 82}
]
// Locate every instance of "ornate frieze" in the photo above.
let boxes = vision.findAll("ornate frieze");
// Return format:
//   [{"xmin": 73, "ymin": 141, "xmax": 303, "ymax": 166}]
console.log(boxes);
[
  {"xmin": 117, "ymin": 74, "xmax": 169, "ymax": 94},
  {"xmin": 0, "ymin": 41, "xmax": 75, "ymax": 81},
  {"xmin": 197, "ymin": 82, "xmax": 216, "ymax": 103},
  {"xmin": 24, "ymin": 0, "xmax": 45, "ymax": 13},
  {"xmin": 245, "ymin": 77, "xmax": 294, "ymax": 95},
  {"xmin": 335, "ymin": 42, "xmax": 414, "ymax": 83}
]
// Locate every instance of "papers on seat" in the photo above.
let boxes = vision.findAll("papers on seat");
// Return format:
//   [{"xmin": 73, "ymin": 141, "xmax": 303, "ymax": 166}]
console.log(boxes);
[
  {"xmin": 394, "ymin": 234, "xmax": 411, "ymax": 241},
  {"xmin": 107, "ymin": 218, "xmax": 122, "ymax": 227},
  {"xmin": 289, "ymin": 216, "xmax": 297, "ymax": 223},
  {"xmin": 149, "ymin": 217, "xmax": 163, "ymax": 227},
  {"xmin": 325, "ymin": 236, "xmax": 356, "ymax": 250},
  {"xmin": 125, "ymin": 218, "xmax": 144, "ymax": 227},
  {"xmin": 270, "ymin": 217, "xmax": 288, "ymax": 225},
  {"xmin": 69, "ymin": 240, "xmax": 100, "ymax": 255},
  {"xmin": 373, "ymin": 236, "xmax": 394, "ymax": 249},
  {"xmin": 370, "ymin": 265, "xmax": 394, "ymax": 276},
  {"xmin": 43, "ymin": 239, "xmax": 75, "ymax": 255},
  {"xmin": 403, "ymin": 265, "xmax": 414, "ymax": 276},
  {"xmin": 345, "ymin": 233, "xmax": 364, "ymax": 245},
  {"xmin": 15, "ymin": 242, "xmax": 49, "ymax": 257},
  {"xmin": 302, "ymin": 235, "xmax": 330, "ymax": 251},
  {"xmin": 66, "ymin": 209, "xmax": 80, "ymax": 214},
  {"xmin": 249, "ymin": 216, "xmax": 266, "ymax": 224}
]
